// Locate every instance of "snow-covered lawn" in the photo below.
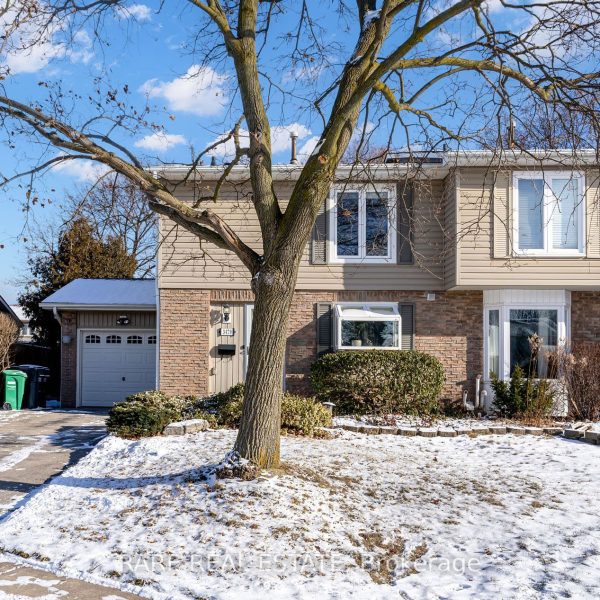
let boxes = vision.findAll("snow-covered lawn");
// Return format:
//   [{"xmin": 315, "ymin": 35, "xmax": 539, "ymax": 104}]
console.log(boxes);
[{"xmin": 0, "ymin": 430, "xmax": 598, "ymax": 599}]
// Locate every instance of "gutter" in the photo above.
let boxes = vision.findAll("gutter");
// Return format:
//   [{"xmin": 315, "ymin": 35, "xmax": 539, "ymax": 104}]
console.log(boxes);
[{"xmin": 41, "ymin": 304, "xmax": 156, "ymax": 312}]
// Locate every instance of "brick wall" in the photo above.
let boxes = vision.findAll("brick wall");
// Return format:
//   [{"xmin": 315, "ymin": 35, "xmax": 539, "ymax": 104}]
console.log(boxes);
[
  {"xmin": 60, "ymin": 311, "xmax": 77, "ymax": 408},
  {"xmin": 571, "ymin": 291, "xmax": 600, "ymax": 343},
  {"xmin": 285, "ymin": 290, "xmax": 483, "ymax": 399},
  {"xmin": 159, "ymin": 288, "xmax": 483, "ymax": 400},
  {"xmin": 159, "ymin": 289, "xmax": 211, "ymax": 396}
]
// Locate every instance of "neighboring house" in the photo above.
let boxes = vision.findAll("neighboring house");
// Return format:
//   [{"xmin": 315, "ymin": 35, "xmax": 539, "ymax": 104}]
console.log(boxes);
[
  {"xmin": 9, "ymin": 305, "xmax": 33, "ymax": 342},
  {"xmin": 0, "ymin": 295, "xmax": 21, "ymax": 329},
  {"xmin": 154, "ymin": 150, "xmax": 600, "ymax": 409},
  {"xmin": 41, "ymin": 279, "xmax": 156, "ymax": 408}
]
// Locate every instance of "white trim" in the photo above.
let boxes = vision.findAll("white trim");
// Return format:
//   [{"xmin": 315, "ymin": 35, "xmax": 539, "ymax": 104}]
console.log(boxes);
[
  {"xmin": 482, "ymin": 290, "xmax": 570, "ymax": 383},
  {"xmin": 42, "ymin": 303, "xmax": 155, "ymax": 311},
  {"xmin": 243, "ymin": 304, "xmax": 254, "ymax": 376},
  {"xmin": 76, "ymin": 328, "xmax": 156, "ymax": 408},
  {"xmin": 334, "ymin": 301, "xmax": 402, "ymax": 350},
  {"xmin": 512, "ymin": 171, "xmax": 585, "ymax": 257},
  {"xmin": 327, "ymin": 184, "xmax": 397, "ymax": 264}
]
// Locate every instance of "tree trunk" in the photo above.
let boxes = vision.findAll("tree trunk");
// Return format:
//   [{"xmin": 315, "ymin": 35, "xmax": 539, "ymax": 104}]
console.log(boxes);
[{"xmin": 233, "ymin": 265, "xmax": 298, "ymax": 468}]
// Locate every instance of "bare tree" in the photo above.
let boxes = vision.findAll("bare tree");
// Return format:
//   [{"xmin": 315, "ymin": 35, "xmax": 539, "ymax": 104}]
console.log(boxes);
[
  {"xmin": 66, "ymin": 175, "xmax": 157, "ymax": 278},
  {"xmin": 0, "ymin": 314, "xmax": 20, "ymax": 372},
  {"xmin": 0, "ymin": 1, "xmax": 598, "ymax": 467}
]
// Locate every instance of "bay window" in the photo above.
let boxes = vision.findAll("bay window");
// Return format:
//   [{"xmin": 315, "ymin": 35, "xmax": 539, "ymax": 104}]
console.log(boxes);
[
  {"xmin": 330, "ymin": 186, "xmax": 396, "ymax": 263},
  {"xmin": 335, "ymin": 303, "xmax": 401, "ymax": 349},
  {"xmin": 484, "ymin": 291, "xmax": 568, "ymax": 382},
  {"xmin": 514, "ymin": 172, "xmax": 584, "ymax": 255}
]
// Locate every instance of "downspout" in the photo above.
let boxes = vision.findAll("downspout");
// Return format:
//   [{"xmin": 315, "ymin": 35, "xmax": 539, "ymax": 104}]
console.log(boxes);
[
  {"xmin": 155, "ymin": 268, "xmax": 160, "ymax": 391},
  {"xmin": 52, "ymin": 306, "xmax": 62, "ymax": 327}
]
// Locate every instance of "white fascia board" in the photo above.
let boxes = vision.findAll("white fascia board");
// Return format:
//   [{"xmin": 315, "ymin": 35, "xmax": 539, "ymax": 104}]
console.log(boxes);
[{"xmin": 41, "ymin": 304, "xmax": 156, "ymax": 311}]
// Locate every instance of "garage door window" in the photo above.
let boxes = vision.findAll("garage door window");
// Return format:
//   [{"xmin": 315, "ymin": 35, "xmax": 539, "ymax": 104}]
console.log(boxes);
[
  {"xmin": 148, "ymin": 336, "xmax": 157, "ymax": 344},
  {"xmin": 85, "ymin": 335, "xmax": 100, "ymax": 344},
  {"xmin": 127, "ymin": 335, "xmax": 143, "ymax": 344},
  {"xmin": 106, "ymin": 335, "xmax": 122, "ymax": 344}
]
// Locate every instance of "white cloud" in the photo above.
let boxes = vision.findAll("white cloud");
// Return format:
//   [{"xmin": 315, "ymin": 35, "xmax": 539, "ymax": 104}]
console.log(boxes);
[
  {"xmin": 140, "ymin": 66, "xmax": 229, "ymax": 116},
  {"xmin": 52, "ymin": 158, "xmax": 110, "ymax": 182},
  {"xmin": 134, "ymin": 132, "xmax": 187, "ymax": 152},
  {"xmin": 0, "ymin": 6, "xmax": 94, "ymax": 74},
  {"xmin": 298, "ymin": 136, "xmax": 321, "ymax": 160},
  {"xmin": 115, "ymin": 4, "xmax": 152, "ymax": 22},
  {"xmin": 206, "ymin": 123, "xmax": 312, "ymax": 159}
]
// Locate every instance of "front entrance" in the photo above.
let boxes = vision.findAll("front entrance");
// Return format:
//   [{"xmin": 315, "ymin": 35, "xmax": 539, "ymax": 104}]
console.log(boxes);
[
  {"xmin": 79, "ymin": 330, "xmax": 156, "ymax": 407},
  {"xmin": 209, "ymin": 303, "xmax": 253, "ymax": 394}
]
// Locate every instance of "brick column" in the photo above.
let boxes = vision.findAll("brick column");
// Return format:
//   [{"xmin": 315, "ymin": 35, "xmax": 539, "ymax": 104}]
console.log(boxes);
[
  {"xmin": 60, "ymin": 311, "xmax": 77, "ymax": 408},
  {"xmin": 159, "ymin": 289, "xmax": 211, "ymax": 396}
]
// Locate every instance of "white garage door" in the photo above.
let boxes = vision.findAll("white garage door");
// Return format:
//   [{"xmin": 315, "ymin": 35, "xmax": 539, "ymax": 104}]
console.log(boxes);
[{"xmin": 79, "ymin": 330, "xmax": 156, "ymax": 407}]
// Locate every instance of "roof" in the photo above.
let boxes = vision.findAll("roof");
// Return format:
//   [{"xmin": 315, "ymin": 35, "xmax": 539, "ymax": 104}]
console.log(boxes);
[
  {"xmin": 9, "ymin": 305, "xmax": 27, "ymax": 323},
  {"xmin": 40, "ymin": 279, "xmax": 156, "ymax": 311},
  {"xmin": 153, "ymin": 149, "xmax": 600, "ymax": 182},
  {"xmin": 0, "ymin": 295, "xmax": 22, "ymax": 325}
]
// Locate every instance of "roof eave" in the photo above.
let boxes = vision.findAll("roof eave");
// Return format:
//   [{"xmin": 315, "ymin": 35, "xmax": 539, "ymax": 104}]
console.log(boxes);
[{"xmin": 41, "ymin": 303, "xmax": 156, "ymax": 312}]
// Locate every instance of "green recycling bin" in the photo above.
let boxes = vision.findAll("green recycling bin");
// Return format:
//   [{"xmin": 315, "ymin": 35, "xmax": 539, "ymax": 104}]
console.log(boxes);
[{"xmin": 2, "ymin": 370, "xmax": 28, "ymax": 410}]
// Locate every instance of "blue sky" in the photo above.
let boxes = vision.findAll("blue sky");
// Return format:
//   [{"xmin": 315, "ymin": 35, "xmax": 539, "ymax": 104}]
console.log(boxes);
[{"xmin": 0, "ymin": 1, "xmax": 593, "ymax": 304}]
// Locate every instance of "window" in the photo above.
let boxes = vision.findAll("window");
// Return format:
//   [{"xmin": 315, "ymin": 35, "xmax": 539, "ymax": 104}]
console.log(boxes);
[
  {"xmin": 147, "ymin": 335, "xmax": 157, "ymax": 345},
  {"xmin": 509, "ymin": 309, "xmax": 557, "ymax": 378},
  {"xmin": 484, "ymin": 291, "xmax": 568, "ymax": 382},
  {"xmin": 127, "ymin": 335, "xmax": 143, "ymax": 344},
  {"xmin": 335, "ymin": 303, "xmax": 401, "ymax": 349},
  {"xmin": 106, "ymin": 335, "xmax": 121, "ymax": 344},
  {"xmin": 514, "ymin": 172, "xmax": 584, "ymax": 255},
  {"xmin": 487, "ymin": 310, "xmax": 500, "ymax": 377},
  {"xmin": 330, "ymin": 186, "xmax": 396, "ymax": 263},
  {"xmin": 85, "ymin": 334, "xmax": 100, "ymax": 344}
]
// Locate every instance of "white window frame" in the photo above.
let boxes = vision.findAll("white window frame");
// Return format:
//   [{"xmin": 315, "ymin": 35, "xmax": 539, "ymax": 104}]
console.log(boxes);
[
  {"xmin": 334, "ymin": 302, "xmax": 402, "ymax": 350},
  {"xmin": 328, "ymin": 184, "xmax": 397, "ymax": 264},
  {"xmin": 483, "ymin": 293, "xmax": 569, "ymax": 382},
  {"xmin": 513, "ymin": 171, "xmax": 585, "ymax": 257}
]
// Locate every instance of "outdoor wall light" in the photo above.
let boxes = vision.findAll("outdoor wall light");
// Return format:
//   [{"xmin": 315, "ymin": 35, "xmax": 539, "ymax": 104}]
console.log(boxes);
[
  {"xmin": 62, "ymin": 335, "xmax": 72, "ymax": 344},
  {"xmin": 222, "ymin": 304, "xmax": 231, "ymax": 323},
  {"xmin": 116, "ymin": 315, "xmax": 130, "ymax": 326}
]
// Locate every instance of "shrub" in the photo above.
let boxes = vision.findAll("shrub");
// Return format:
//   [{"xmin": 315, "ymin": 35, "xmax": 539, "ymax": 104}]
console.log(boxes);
[
  {"xmin": 310, "ymin": 350, "xmax": 444, "ymax": 416},
  {"xmin": 206, "ymin": 384, "xmax": 332, "ymax": 436},
  {"xmin": 107, "ymin": 390, "xmax": 182, "ymax": 438},
  {"xmin": 281, "ymin": 394, "xmax": 332, "ymax": 436},
  {"xmin": 490, "ymin": 366, "xmax": 555, "ymax": 419},
  {"xmin": 557, "ymin": 343, "xmax": 600, "ymax": 421},
  {"xmin": 206, "ymin": 383, "xmax": 245, "ymax": 427}
]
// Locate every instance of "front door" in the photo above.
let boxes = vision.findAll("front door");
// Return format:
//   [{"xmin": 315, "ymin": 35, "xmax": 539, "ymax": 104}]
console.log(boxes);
[{"xmin": 209, "ymin": 303, "xmax": 254, "ymax": 394}]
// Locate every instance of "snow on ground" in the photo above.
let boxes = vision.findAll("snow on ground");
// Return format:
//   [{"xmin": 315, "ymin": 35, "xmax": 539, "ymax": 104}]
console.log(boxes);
[
  {"xmin": 334, "ymin": 415, "xmax": 525, "ymax": 429},
  {"xmin": 0, "ymin": 430, "xmax": 598, "ymax": 600}
]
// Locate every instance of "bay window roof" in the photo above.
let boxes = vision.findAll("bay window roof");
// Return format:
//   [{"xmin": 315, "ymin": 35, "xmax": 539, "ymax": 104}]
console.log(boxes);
[{"xmin": 335, "ymin": 304, "xmax": 400, "ymax": 320}]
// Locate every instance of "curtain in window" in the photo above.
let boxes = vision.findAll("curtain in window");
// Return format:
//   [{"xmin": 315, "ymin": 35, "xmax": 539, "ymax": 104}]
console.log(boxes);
[
  {"xmin": 551, "ymin": 178, "xmax": 578, "ymax": 250},
  {"xmin": 518, "ymin": 179, "xmax": 544, "ymax": 250},
  {"xmin": 488, "ymin": 310, "xmax": 500, "ymax": 377}
]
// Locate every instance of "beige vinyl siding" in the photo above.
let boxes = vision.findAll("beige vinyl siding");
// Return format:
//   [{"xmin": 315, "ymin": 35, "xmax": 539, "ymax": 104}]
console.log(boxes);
[
  {"xmin": 158, "ymin": 180, "xmax": 446, "ymax": 291},
  {"xmin": 456, "ymin": 168, "xmax": 600, "ymax": 289},
  {"xmin": 208, "ymin": 303, "xmax": 248, "ymax": 394},
  {"xmin": 77, "ymin": 311, "xmax": 156, "ymax": 329},
  {"xmin": 443, "ymin": 170, "xmax": 458, "ymax": 289}
]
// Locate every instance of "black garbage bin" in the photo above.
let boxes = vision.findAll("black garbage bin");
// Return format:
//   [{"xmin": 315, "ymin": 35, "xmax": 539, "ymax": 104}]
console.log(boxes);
[{"xmin": 15, "ymin": 365, "xmax": 51, "ymax": 409}]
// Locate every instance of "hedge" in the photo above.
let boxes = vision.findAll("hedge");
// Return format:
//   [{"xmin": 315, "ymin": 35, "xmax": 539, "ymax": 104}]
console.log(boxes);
[
  {"xmin": 107, "ymin": 385, "xmax": 331, "ymax": 439},
  {"xmin": 311, "ymin": 350, "xmax": 444, "ymax": 416}
]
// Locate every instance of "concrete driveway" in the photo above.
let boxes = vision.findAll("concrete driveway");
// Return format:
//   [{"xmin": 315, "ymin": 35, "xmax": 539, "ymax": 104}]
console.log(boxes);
[{"xmin": 0, "ymin": 409, "xmax": 141, "ymax": 599}]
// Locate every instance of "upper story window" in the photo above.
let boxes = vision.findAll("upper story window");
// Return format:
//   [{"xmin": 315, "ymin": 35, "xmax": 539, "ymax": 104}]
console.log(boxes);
[
  {"xmin": 514, "ymin": 172, "xmax": 585, "ymax": 256},
  {"xmin": 335, "ymin": 303, "xmax": 401, "ymax": 349},
  {"xmin": 329, "ymin": 186, "xmax": 396, "ymax": 263}
]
